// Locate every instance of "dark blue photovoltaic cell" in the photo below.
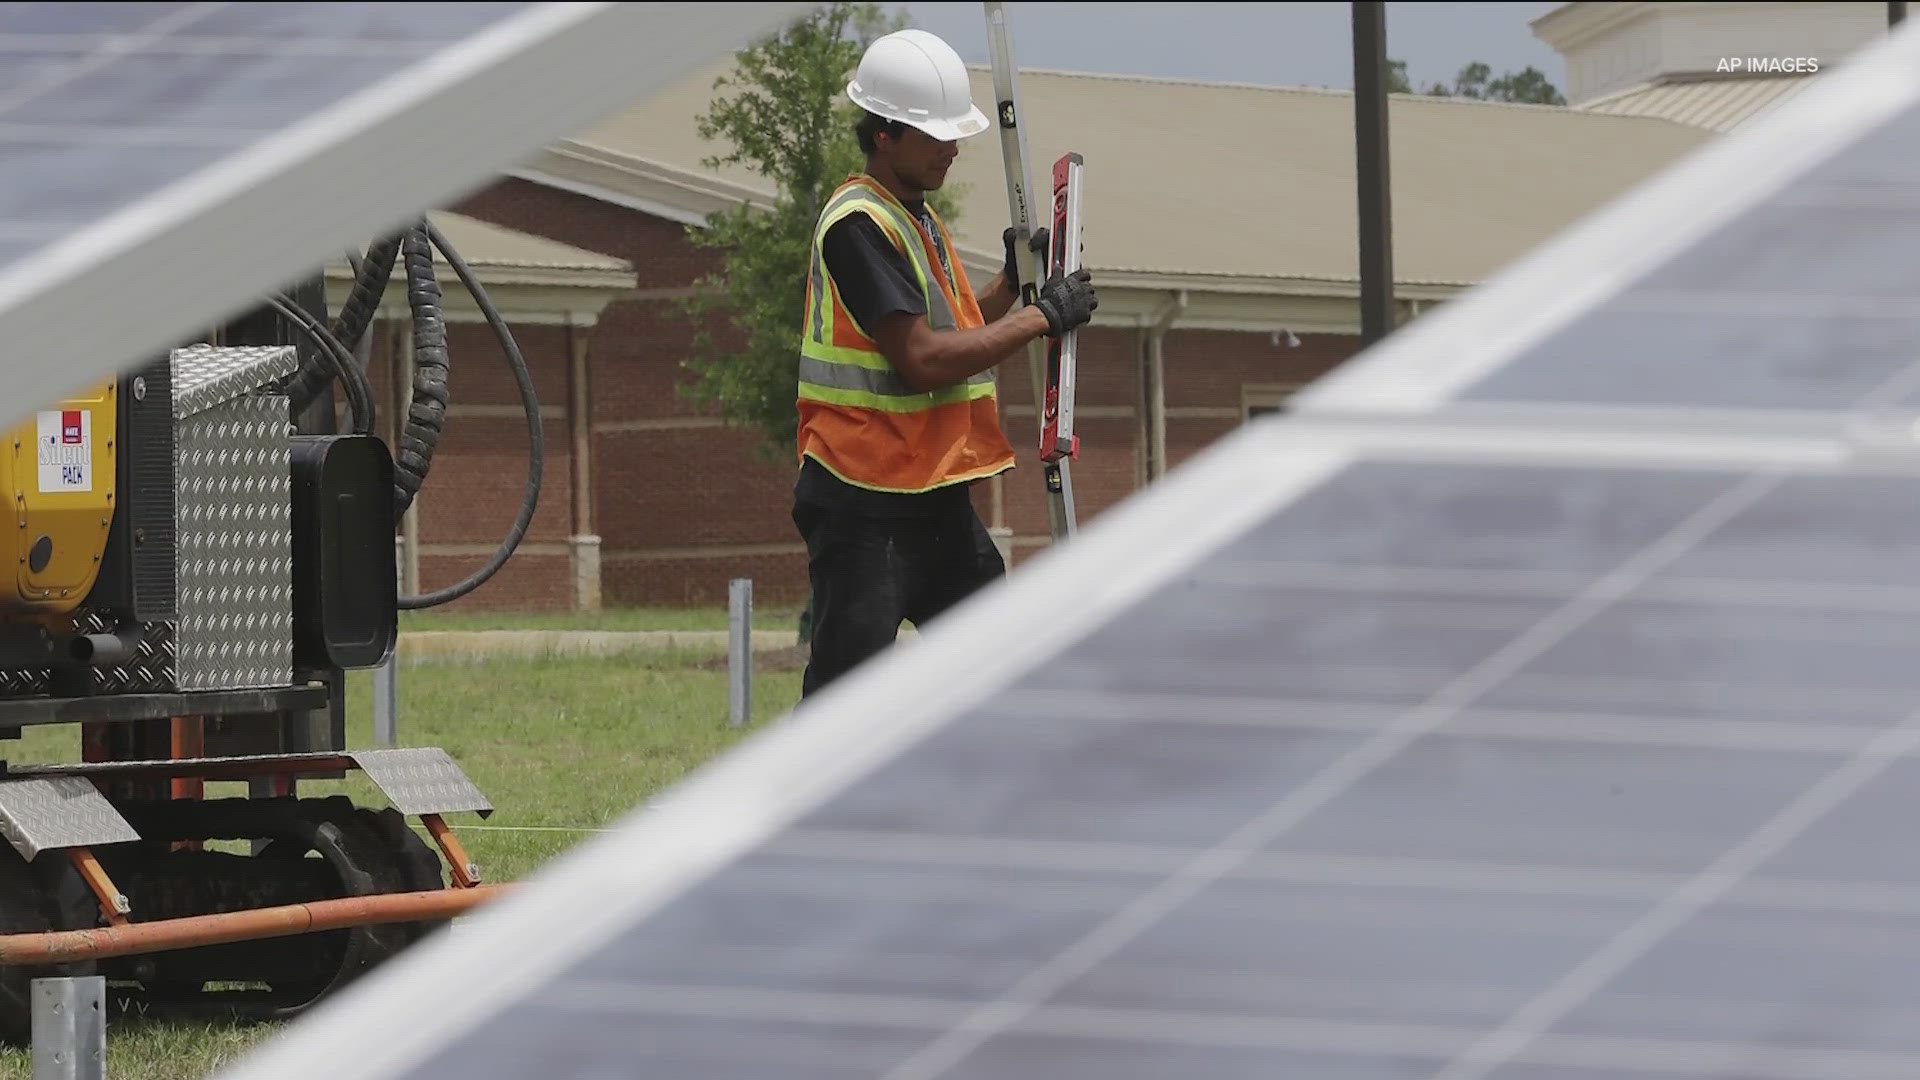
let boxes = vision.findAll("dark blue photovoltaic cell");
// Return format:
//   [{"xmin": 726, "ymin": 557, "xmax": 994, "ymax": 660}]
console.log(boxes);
[
  {"xmin": 0, "ymin": 3, "xmax": 193, "ymax": 35},
  {"xmin": 946, "ymin": 1039, "xmax": 1437, "ymax": 1080},
  {"xmin": 1463, "ymin": 104, "xmax": 1920, "ymax": 412},
  {"xmin": 1198, "ymin": 461, "xmax": 1739, "ymax": 574},
  {"xmin": 0, "ymin": 2, "xmax": 520, "ymax": 41},
  {"xmin": 1651, "ymin": 473, "xmax": 1920, "ymax": 591},
  {"xmin": 0, "ymin": 139, "xmax": 235, "ymax": 229},
  {"xmin": 0, "ymin": 2, "xmax": 530, "ymax": 269},
  {"xmin": 797, "ymin": 709, "xmax": 1372, "ymax": 844},
  {"xmin": 429, "ymin": 1010, "xmax": 938, "ymax": 1080},
  {"xmin": 1551, "ymin": 903, "xmax": 1920, "ymax": 1055},
  {"xmin": 1456, "ymin": 302, "xmax": 1920, "ymax": 412},
  {"xmin": 1750, "ymin": 758, "xmax": 1920, "ymax": 886},
  {"xmin": 185, "ymin": 2, "xmax": 529, "ymax": 42},
  {"xmin": 10, "ymin": 54, "xmax": 406, "ymax": 129},
  {"xmin": 1014, "ymin": 587, "xmax": 1562, "ymax": 701},
  {"xmin": 1044, "ymin": 880, "xmax": 1645, "ymax": 1028},
  {"xmin": 1508, "ymin": 600, "xmax": 1920, "ymax": 703},
  {"xmin": 0, "ymin": 50, "xmax": 89, "ymax": 96},
  {"xmin": 1265, "ymin": 735, "xmax": 1844, "ymax": 872},
  {"xmin": 568, "ymin": 855, "xmax": 1159, "ymax": 1001},
  {"xmin": 390, "ymin": 451, "xmax": 1920, "ymax": 1079}
]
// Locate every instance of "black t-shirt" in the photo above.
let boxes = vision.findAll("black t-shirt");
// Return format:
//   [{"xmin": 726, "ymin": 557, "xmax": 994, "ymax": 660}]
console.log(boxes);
[
  {"xmin": 801, "ymin": 200, "xmax": 977, "ymax": 514},
  {"xmin": 819, "ymin": 199, "xmax": 962, "ymax": 335}
]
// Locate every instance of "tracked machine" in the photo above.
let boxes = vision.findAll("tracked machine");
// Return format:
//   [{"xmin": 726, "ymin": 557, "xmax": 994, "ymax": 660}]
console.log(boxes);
[{"xmin": 0, "ymin": 221, "xmax": 534, "ymax": 1037}]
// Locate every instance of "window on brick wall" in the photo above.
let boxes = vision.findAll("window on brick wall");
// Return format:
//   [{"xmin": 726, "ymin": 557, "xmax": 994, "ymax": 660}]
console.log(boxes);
[{"xmin": 1243, "ymin": 383, "xmax": 1304, "ymax": 421}]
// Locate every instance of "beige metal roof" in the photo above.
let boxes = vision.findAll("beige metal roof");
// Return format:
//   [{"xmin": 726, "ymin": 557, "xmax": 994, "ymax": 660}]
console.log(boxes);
[
  {"xmin": 324, "ymin": 212, "xmax": 632, "ymax": 286},
  {"xmin": 426, "ymin": 212, "xmax": 630, "ymax": 275},
  {"xmin": 322, "ymin": 212, "xmax": 635, "ymax": 322},
  {"xmin": 561, "ymin": 61, "xmax": 1712, "ymax": 288},
  {"xmin": 1577, "ymin": 74, "xmax": 1817, "ymax": 132}
]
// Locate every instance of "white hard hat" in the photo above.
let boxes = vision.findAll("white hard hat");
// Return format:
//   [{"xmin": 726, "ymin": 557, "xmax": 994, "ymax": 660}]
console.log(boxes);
[{"xmin": 847, "ymin": 28, "xmax": 990, "ymax": 143}]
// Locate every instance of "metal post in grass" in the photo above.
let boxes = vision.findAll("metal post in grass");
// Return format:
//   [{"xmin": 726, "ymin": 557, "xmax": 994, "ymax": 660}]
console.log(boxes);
[
  {"xmin": 32, "ymin": 976, "xmax": 104, "ymax": 1080},
  {"xmin": 729, "ymin": 578, "xmax": 752, "ymax": 727},
  {"xmin": 374, "ymin": 652, "xmax": 398, "ymax": 747}
]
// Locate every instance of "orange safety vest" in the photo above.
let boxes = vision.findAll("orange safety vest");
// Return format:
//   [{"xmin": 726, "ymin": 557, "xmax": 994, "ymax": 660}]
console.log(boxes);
[{"xmin": 796, "ymin": 174, "xmax": 1015, "ymax": 494}]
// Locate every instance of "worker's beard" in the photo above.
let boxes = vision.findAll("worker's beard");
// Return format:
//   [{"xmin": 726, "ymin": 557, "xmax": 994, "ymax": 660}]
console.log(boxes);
[{"xmin": 913, "ymin": 163, "xmax": 950, "ymax": 193}]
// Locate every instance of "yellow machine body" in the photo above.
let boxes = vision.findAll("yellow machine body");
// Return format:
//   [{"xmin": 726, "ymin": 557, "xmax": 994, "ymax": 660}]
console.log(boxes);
[{"xmin": 1, "ymin": 381, "xmax": 116, "ymax": 616}]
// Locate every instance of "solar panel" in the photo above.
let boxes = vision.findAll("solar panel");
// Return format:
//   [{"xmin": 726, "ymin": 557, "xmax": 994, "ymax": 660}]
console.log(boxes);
[
  {"xmin": 224, "ymin": 18, "xmax": 1920, "ymax": 1080},
  {"xmin": 0, "ymin": 1, "xmax": 816, "ymax": 427},
  {"xmin": 1458, "ymin": 107, "xmax": 1920, "ymax": 414}
]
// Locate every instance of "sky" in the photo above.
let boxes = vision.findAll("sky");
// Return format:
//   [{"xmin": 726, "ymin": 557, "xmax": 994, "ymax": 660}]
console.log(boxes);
[{"xmin": 901, "ymin": 2, "xmax": 1568, "ymax": 94}]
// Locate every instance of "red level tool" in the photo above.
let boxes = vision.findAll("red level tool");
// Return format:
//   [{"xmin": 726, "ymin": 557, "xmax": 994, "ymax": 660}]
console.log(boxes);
[{"xmin": 1039, "ymin": 151, "xmax": 1084, "ymax": 475}]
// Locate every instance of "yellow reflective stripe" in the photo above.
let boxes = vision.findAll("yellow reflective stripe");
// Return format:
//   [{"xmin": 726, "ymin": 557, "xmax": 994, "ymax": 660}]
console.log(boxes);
[
  {"xmin": 798, "ymin": 357, "xmax": 1000, "ymax": 398},
  {"xmin": 808, "ymin": 190, "xmax": 894, "ymax": 344},
  {"xmin": 799, "ymin": 337, "xmax": 892, "ymax": 371},
  {"xmin": 811, "ymin": 187, "xmax": 955, "ymax": 332},
  {"xmin": 798, "ymin": 356, "xmax": 922, "ymax": 397},
  {"xmin": 798, "ymin": 379, "xmax": 997, "ymax": 412},
  {"xmin": 809, "ymin": 241, "xmax": 826, "ymax": 344}
]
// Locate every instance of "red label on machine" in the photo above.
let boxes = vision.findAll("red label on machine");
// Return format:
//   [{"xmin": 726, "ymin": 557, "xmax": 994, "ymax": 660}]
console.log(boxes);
[{"xmin": 36, "ymin": 409, "xmax": 91, "ymax": 493}]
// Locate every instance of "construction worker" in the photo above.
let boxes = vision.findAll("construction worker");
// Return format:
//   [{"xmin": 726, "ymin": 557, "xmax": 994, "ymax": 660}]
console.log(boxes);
[{"xmin": 793, "ymin": 28, "xmax": 1098, "ymax": 698}]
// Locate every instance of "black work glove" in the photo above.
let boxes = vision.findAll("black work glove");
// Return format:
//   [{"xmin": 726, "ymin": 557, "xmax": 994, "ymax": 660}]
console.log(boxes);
[
  {"xmin": 1002, "ymin": 226, "xmax": 1051, "ymax": 297},
  {"xmin": 1033, "ymin": 268, "xmax": 1097, "ymax": 337}
]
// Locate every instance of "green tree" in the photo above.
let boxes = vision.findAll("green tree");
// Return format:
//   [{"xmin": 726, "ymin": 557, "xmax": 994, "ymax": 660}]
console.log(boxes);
[
  {"xmin": 1448, "ymin": 61, "xmax": 1493, "ymax": 99},
  {"xmin": 1485, "ymin": 66, "xmax": 1567, "ymax": 105},
  {"xmin": 1386, "ymin": 58, "xmax": 1412, "ymax": 94},
  {"xmin": 678, "ymin": 2, "xmax": 964, "ymax": 458},
  {"xmin": 1419, "ymin": 60, "xmax": 1567, "ymax": 105}
]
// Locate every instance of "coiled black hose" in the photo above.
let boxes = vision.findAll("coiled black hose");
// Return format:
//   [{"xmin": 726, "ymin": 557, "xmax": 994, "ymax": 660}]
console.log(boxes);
[
  {"xmin": 285, "ymin": 232, "xmax": 402, "ymax": 414},
  {"xmin": 393, "ymin": 224, "xmax": 450, "ymax": 516},
  {"xmin": 396, "ymin": 219, "xmax": 542, "ymax": 610},
  {"xmin": 267, "ymin": 295, "xmax": 373, "ymax": 436}
]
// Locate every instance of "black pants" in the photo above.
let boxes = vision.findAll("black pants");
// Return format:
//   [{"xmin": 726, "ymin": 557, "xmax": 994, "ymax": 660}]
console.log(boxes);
[{"xmin": 793, "ymin": 494, "xmax": 1005, "ymax": 698}]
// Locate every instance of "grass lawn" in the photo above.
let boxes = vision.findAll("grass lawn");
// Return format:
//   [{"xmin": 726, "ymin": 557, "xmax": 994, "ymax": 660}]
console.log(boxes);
[{"xmin": 0, "ymin": 638, "xmax": 804, "ymax": 1079}]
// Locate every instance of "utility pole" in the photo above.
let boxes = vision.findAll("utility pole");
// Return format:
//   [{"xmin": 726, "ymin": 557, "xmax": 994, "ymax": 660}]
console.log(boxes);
[{"xmin": 1351, "ymin": 1, "xmax": 1395, "ymax": 346}]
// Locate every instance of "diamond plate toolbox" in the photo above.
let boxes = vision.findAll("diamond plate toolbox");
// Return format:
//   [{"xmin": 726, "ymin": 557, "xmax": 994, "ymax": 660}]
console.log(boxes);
[
  {"xmin": 171, "ymin": 344, "xmax": 297, "ymax": 420},
  {"xmin": 0, "ymin": 616, "xmax": 176, "ymax": 697},
  {"xmin": 173, "ymin": 347, "xmax": 294, "ymax": 691}
]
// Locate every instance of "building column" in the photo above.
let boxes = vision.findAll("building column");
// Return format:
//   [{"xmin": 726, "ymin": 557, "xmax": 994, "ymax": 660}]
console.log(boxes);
[
  {"xmin": 391, "ymin": 319, "xmax": 421, "ymax": 597},
  {"xmin": 1135, "ymin": 327, "xmax": 1150, "ymax": 488},
  {"xmin": 565, "ymin": 314, "xmax": 602, "ymax": 612},
  {"xmin": 1143, "ymin": 291, "xmax": 1185, "ymax": 483}
]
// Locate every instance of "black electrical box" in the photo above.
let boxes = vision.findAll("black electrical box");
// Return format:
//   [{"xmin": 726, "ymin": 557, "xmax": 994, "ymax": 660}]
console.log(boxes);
[
  {"xmin": 291, "ymin": 435, "xmax": 397, "ymax": 670},
  {"xmin": 90, "ymin": 356, "xmax": 177, "ymax": 622}
]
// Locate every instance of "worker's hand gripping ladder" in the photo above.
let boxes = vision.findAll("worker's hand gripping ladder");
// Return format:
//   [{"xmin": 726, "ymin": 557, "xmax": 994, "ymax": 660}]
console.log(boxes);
[{"xmin": 985, "ymin": 1, "xmax": 1081, "ymax": 541}]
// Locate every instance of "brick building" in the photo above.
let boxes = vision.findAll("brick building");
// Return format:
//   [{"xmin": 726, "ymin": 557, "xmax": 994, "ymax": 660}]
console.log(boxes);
[{"xmin": 366, "ymin": 61, "xmax": 1717, "ymax": 611}]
